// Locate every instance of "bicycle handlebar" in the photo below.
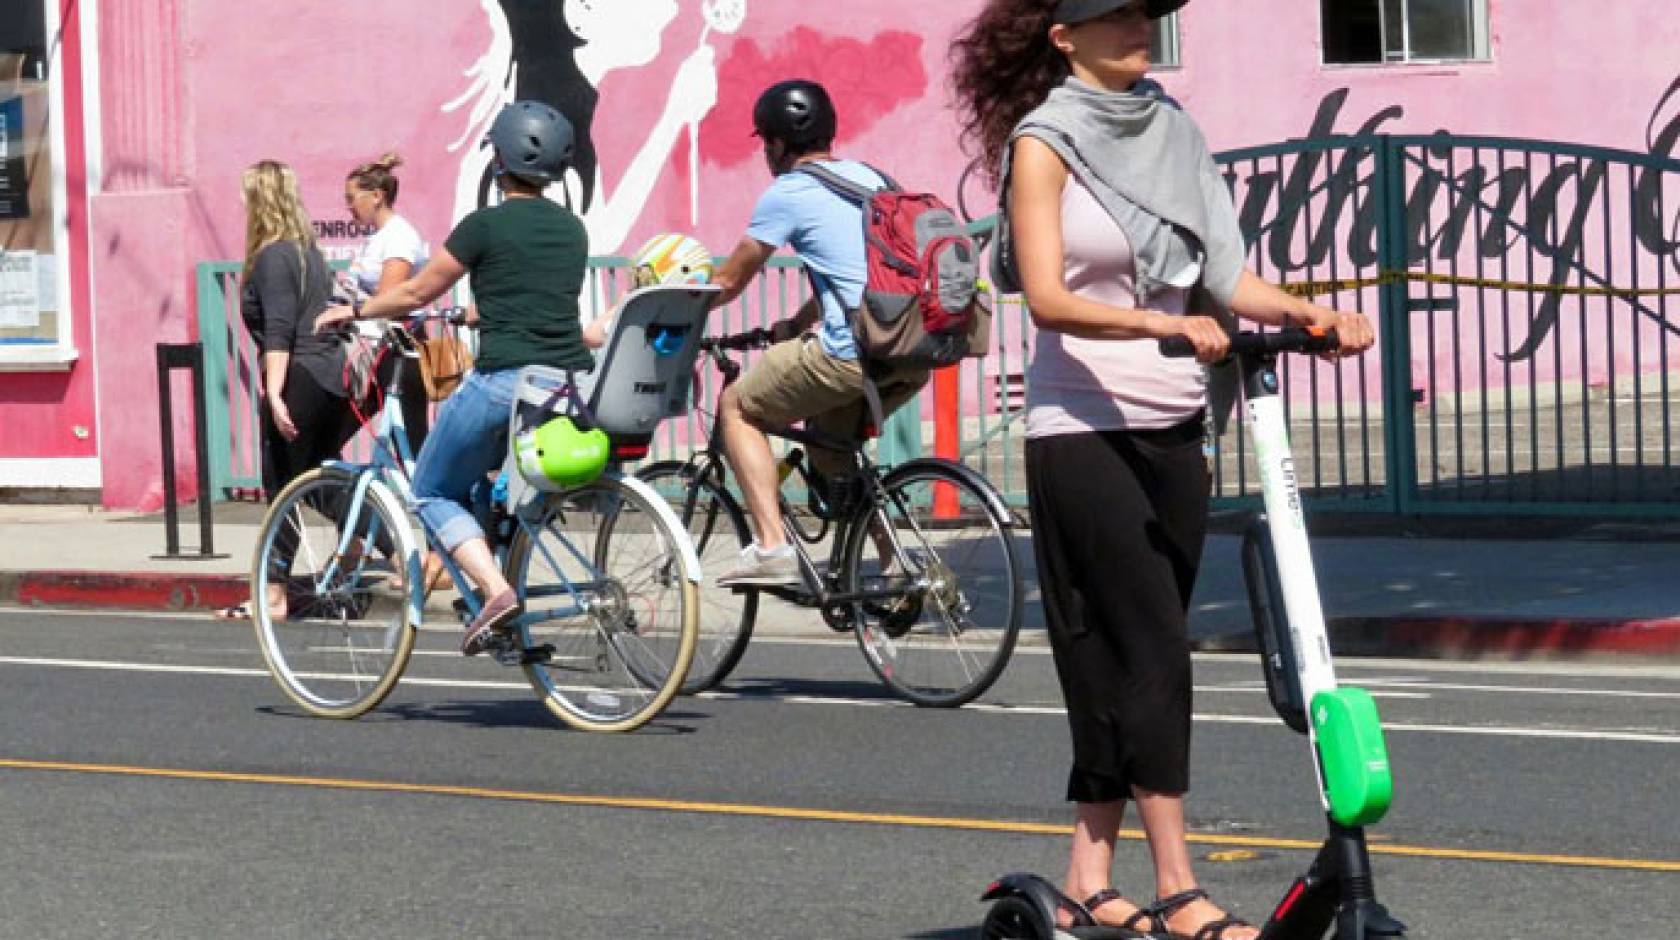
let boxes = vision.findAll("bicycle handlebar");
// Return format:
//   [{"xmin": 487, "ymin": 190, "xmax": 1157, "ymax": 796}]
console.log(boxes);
[
  {"xmin": 1158, "ymin": 327, "xmax": 1340, "ymax": 359},
  {"xmin": 407, "ymin": 306, "xmax": 471, "ymax": 327},
  {"xmin": 700, "ymin": 327, "xmax": 773, "ymax": 353}
]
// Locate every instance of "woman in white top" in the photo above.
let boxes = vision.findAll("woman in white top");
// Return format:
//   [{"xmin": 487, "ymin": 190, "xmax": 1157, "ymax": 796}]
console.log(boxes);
[
  {"xmin": 343, "ymin": 152, "xmax": 432, "ymax": 451},
  {"xmin": 952, "ymin": 1, "xmax": 1374, "ymax": 937}
]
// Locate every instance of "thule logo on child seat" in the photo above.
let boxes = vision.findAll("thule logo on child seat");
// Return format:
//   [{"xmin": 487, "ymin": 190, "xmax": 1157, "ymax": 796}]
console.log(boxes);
[{"xmin": 634, "ymin": 381, "xmax": 667, "ymax": 395}]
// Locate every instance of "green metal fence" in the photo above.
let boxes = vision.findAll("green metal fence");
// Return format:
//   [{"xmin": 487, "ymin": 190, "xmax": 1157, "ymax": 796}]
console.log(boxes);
[{"xmin": 195, "ymin": 133, "xmax": 1680, "ymax": 515}]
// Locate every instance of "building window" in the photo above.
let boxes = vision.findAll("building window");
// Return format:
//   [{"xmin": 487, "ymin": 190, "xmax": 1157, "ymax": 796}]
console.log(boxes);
[
  {"xmin": 1322, "ymin": 0, "xmax": 1490, "ymax": 64},
  {"xmin": 1151, "ymin": 13, "xmax": 1181, "ymax": 68},
  {"xmin": 0, "ymin": 1, "xmax": 71, "ymax": 364}
]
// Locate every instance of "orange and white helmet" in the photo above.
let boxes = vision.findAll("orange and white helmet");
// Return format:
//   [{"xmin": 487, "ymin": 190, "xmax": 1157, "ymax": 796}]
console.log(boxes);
[{"xmin": 631, "ymin": 232, "xmax": 713, "ymax": 288}]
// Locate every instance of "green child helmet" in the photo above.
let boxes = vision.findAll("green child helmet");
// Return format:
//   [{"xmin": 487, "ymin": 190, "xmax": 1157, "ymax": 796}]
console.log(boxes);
[{"xmin": 513, "ymin": 415, "xmax": 610, "ymax": 491}]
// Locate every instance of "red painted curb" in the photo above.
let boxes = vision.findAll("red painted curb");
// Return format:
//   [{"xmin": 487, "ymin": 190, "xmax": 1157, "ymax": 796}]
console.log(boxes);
[
  {"xmin": 1192, "ymin": 615, "xmax": 1680, "ymax": 659},
  {"xmin": 10, "ymin": 571, "xmax": 248, "ymax": 612},
  {"xmin": 1359, "ymin": 616, "xmax": 1680, "ymax": 657}
]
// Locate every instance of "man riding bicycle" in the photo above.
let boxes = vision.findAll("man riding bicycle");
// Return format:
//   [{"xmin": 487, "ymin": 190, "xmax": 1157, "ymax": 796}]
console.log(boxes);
[{"xmin": 708, "ymin": 79, "xmax": 930, "ymax": 587}]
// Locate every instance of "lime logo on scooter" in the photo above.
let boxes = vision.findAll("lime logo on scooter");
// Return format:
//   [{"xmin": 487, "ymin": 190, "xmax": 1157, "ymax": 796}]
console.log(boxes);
[{"xmin": 1248, "ymin": 401, "xmax": 1304, "ymax": 518}]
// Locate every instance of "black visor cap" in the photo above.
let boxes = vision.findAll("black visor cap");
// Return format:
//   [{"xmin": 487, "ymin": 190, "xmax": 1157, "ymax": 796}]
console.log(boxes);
[{"xmin": 1052, "ymin": 0, "xmax": 1187, "ymax": 24}]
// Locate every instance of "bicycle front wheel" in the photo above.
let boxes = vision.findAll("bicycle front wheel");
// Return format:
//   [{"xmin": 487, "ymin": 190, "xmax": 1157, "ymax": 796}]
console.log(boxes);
[
  {"xmin": 505, "ymin": 476, "xmax": 699, "ymax": 732},
  {"xmin": 637, "ymin": 459, "xmax": 757, "ymax": 693},
  {"xmin": 842, "ymin": 459, "xmax": 1022, "ymax": 707},
  {"xmin": 251, "ymin": 466, "xmax": 419, "ymax": 718}
]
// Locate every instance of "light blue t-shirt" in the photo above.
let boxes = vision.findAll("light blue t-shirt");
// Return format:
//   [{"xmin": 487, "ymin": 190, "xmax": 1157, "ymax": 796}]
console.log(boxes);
[{"xmin": 745, "ymin": 159, "xmax": 885, "ymax": 361}]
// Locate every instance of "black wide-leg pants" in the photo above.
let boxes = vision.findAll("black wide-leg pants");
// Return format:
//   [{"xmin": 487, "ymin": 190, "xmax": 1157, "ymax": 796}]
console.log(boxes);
[{"xmin": 1025, "ymin": 417, "xmax": 1209, "ymax": 803}]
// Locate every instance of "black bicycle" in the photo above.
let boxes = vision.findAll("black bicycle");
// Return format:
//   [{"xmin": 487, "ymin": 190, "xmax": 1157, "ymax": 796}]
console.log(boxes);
[{"xmin": 637, "ymin": 327, "xmax": 1023, "ymax": 707}]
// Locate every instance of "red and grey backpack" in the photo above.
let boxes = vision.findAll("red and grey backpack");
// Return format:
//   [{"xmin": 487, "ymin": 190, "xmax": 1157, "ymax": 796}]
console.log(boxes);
[{"xmin": 794, "ymin": 163, "xmax": 989, "ymax": 371}]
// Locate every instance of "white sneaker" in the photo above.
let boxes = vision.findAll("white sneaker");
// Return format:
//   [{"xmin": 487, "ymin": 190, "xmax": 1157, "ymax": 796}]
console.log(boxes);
[{"xmin": 717, "ymin": 544, "xmax": 802, "ymax": 587}]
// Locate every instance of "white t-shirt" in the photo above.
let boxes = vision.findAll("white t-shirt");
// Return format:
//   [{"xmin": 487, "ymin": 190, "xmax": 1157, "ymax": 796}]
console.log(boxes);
[{"xmin": 348, "ymin": 214, "xmax": 428, "ymax": 296}]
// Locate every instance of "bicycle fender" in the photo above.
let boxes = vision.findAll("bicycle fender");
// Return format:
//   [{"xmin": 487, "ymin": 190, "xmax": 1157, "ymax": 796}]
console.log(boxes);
[
  {"xmin": 882, "ymin": 458, "xmax": 1015, "ymax": 524},
  {"xmin": 614, "ymin": 471, "xmax": 704, "ymax": 584}
]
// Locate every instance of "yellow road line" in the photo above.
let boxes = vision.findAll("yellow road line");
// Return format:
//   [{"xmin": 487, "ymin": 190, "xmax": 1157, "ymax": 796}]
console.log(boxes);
[{"xmin": 3, "ymin": 758, "xmax": 1675, "ymax": 873}]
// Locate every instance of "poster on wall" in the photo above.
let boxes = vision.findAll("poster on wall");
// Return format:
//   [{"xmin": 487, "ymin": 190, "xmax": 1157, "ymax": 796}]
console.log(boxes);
[
  {"xmin": 0, "ymin": 96, "xmax": 26, "ymax": 221},
  {"xmin": 0, "ymin": 249, "xmax": 40, "ymax": 328}
]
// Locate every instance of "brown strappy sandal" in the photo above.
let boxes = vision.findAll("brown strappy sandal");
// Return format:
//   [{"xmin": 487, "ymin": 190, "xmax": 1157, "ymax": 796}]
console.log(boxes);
[
  {"xmin": 1076, "ymin": 888, "xmax": 1163, "ymax": 937},
  {"xmin": 1148, "ymin": 887, "xmax": 1256, "ymax": 940}
]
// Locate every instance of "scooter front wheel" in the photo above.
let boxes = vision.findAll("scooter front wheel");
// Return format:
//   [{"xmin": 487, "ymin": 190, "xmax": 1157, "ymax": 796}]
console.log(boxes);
[{"xmin": 981, "ymin": 895, "xmax": 1054, "ymax": 940}]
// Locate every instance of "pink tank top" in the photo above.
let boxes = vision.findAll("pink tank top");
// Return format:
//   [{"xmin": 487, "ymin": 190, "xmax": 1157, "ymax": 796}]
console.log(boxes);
[{"xmin": 1025, "ymin": 176, "xmax": 1207, "ymax": 439}]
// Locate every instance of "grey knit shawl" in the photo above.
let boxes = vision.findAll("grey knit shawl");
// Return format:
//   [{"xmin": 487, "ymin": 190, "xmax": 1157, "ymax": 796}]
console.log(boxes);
[
  {"xmin": 992, "ymin": 76, "xmax": 1245, "ymax": 430},
  {"xmin": 995, "ymin": 76, "xmax": 1244, "ymax": 306}
]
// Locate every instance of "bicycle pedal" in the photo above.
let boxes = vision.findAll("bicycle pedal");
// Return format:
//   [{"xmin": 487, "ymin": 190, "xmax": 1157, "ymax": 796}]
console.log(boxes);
[
  {"xmin": 488, "ymin": 638, "xmax": 523, "ymax": 666},
  {"xmin": 451, "ymin": 598, "xmax": 471, "ymax": 624},
  {"xmin": 520, "ymin": 644, "xmax": 555, "ymax": 665}
]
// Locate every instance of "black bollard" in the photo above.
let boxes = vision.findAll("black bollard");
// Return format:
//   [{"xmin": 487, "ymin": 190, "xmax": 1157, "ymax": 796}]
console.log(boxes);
[{"xmin": 154, "ymin": 342, "xmax": 227, "ymax": 560}]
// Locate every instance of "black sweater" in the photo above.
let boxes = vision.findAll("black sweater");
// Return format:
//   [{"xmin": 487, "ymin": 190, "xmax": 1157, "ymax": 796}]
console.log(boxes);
[{"xmin": 239, "ymin": 240, "xmax": 345, "ymax": 397}]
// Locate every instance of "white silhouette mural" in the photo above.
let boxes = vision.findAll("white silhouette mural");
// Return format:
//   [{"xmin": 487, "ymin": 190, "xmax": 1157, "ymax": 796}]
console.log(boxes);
[{"xmin": 444, "ymin": 0, "xmax": 727, "ymax": 255}]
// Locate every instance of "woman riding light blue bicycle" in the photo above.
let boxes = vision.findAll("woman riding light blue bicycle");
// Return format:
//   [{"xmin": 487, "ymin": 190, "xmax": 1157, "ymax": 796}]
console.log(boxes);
[
  {"xmin": 244, "ymin": 100, "xmax": 704, "ymax": 733},
  {"xmin": 317, "ymin": 100, "xmax": 599, "ymax": 656}
]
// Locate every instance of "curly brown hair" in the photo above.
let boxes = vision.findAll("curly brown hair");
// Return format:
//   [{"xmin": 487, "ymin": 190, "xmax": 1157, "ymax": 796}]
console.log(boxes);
[{"xmin": 949, "ymin": 0, "xmax": 1068, "ymax": 187}]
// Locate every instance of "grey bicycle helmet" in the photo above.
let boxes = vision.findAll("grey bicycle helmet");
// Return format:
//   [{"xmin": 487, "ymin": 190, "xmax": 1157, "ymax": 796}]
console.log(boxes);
[
  {"xmin": 1052, "ymin": 0, "xmax": 1189, "ymax": 24},
  {"xmin": 751, "ymin": 80, "xmax": 838, "ymax": 150},
  {"xmin": 487, "ymin": 100, "xmax": 576, "ymax": 184}
]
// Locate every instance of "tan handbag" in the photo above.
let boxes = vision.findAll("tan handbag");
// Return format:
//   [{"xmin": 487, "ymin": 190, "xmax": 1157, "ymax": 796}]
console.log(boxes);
[{"xmin": 417, "ymin": 335, "xmax": 473, "ymax": 401}]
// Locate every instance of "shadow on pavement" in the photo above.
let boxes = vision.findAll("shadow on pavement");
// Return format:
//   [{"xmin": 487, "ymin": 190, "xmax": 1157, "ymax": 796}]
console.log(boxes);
[{"xmin": 255, "ymin": 700, "xmax": 705, "ymax": 734}]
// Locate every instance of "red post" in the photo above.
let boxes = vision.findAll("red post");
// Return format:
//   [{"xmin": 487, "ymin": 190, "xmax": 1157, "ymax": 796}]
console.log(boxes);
[{"xmin": 932, "ymin": 365, "xmax": 960, "ymax": 518}]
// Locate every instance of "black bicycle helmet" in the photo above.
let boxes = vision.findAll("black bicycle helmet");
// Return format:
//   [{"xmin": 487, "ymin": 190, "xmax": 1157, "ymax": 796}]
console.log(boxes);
[
  {"xmin": 487, "ymin": 100, "xmax": 576, "ymax": 184},
  {"xmin": 751, "ymin": 80, "xmax": 838, "ymax": 150},
  {"xmin": 1052, "ymin": 0, "xmax": 1189, "ymax": 24}
]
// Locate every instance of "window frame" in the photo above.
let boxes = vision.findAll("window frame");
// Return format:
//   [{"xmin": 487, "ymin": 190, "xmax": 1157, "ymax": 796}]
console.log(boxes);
[
  {"xmin": 0, "ymin": 0, "xmax": 78, "ymax": 371},
  {"xmin": 1320, "ymin": 0, "xmax": 1492, "ymax": 68},
  {"xmin": 1150, "ymin": 12, "xmax": 1182, "ymax": 69}
]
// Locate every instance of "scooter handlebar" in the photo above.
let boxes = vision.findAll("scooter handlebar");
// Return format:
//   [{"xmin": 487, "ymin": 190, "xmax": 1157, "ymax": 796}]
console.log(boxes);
[{"xmin": 1158, "ymin": 327, "xmax": 1340, "ymax": 359}]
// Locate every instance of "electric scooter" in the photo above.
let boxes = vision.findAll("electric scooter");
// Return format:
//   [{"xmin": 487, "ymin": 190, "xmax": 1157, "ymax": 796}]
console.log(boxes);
[{"xmin": 980, "ymin": 328, "xmax": 1406, "ymax": 940}]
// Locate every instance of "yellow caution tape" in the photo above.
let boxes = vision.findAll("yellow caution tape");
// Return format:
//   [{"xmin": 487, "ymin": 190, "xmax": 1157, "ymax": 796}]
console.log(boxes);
[
  {"xmin": 1278, "ymin": 270, "xmax": 1680, "ymax": 300},
  {"xmin": 985, "ymin": 271, "xmax": 1680, "ymax": 303}
]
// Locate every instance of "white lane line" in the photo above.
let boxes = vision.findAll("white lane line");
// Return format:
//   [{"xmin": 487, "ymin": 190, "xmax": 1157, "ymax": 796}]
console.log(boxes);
[
  {"xmin": 1, "ymin": 655, "xmax": 1676, "ymax": 744},
  {"xmin": 9, "ymin": 609, "xmax": 1680, "ymax": 680}
]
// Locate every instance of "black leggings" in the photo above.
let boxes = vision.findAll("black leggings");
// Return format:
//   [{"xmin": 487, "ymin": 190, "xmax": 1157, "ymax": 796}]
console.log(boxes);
[
  {"xmin": 262, "ymin": 366, "xmax": 363, "ymax": 580},
  {"xmin": 1025, "ymin": 418, "xmax": 1209, "ymax": 803}
]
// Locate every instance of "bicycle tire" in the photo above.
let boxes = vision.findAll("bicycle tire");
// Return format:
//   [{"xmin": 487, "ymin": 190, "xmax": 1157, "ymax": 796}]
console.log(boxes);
[
  {"xmin": 251, "ymin": 466, "xmax": 419, "ymax": 718},
  {"xmin": 636, "ymin": 460, "xmax": 758, "ymax": 693},
  {"xmin": 842, "ymin": 459, "xmax": 1022, "ymax": 707},
  {"xmin": 504, "ymin": 475, "xmax": 698, "ymax": 732}
]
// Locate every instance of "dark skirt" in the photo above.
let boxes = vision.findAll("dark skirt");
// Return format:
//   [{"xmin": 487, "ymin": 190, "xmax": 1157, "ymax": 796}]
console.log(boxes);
[{"xmin": 1025, "ymin": 417, "xmax": 1210, "ymax": 803}]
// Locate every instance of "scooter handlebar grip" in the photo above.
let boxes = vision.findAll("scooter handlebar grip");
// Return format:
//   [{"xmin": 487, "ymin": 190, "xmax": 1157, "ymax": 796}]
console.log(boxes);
[{"xmin": 1157, "ymin": 335, "xmax": 1197, "ymax": 358}]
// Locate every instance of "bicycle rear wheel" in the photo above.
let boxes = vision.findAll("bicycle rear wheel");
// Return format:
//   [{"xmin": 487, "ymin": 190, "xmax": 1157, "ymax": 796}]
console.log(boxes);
[
  {"xmin": 251, "ymin": 466, "xmax": 418, "ymax": 718},
  {"xmin": 637, "ymin": 459, "xmax": 757, "ymax": 693},
  {"xmin": 842, "ymin": 459, "xmax": 1022, "ymax": 707},
  {"xmin": 505, "ymin": 476, "xmax": 698, "ymax": 732}
]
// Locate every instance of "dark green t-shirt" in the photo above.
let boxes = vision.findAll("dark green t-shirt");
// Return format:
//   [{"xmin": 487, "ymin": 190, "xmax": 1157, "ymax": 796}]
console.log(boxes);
[{"xmin": 445, "ymin": 197, "xmax": 592, "ymax": 373}]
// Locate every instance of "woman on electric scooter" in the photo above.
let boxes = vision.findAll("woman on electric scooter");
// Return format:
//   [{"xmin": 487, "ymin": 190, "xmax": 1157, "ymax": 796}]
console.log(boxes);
[
  {"xmin": 952, "ymin": 2, "xmax": 1374, "ymax": 937},
  {"xmin": 316, "ymin": 101, "xmax": 595, "ymax": 657}
]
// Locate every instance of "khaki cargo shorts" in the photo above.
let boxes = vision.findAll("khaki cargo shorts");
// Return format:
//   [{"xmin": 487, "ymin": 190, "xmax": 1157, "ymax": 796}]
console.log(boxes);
[{"xmin": 732, "ymin": 335, "xmax": 928, "ymax": 476}]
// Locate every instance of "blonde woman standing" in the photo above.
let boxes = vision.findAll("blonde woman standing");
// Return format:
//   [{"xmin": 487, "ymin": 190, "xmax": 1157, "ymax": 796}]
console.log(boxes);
[{"xmin": 218, "ymin": 160, "xmax": 360, "ymax": 621}]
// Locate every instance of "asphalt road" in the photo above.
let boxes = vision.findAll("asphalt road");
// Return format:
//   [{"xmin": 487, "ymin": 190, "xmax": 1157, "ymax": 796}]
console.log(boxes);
[{"xmin": 1, "ymin": 608, "xmax": 1676, "ymax": 939}]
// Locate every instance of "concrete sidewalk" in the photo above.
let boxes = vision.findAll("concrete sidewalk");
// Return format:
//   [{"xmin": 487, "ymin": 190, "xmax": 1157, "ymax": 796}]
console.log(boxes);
[{"xmin": 2, "ymin": 501, "xmax": 1678, "ymax": 661}]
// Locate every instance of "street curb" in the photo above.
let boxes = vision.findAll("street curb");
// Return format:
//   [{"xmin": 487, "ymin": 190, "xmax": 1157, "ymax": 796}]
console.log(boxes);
[
  {"xmin": 1193, "ymin": 615, "xmax": 1680, "ymax": 661},
  {"xmin": 2, "ymin": 571, "xmax": 248, "ymax": 612}
]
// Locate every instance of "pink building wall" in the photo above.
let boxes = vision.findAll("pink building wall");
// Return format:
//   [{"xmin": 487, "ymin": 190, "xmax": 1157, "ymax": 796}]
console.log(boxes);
[{"xmin": 7, "ymin": 0, "xmax": 1678, "ymax": 506}]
